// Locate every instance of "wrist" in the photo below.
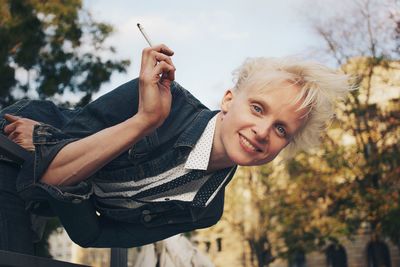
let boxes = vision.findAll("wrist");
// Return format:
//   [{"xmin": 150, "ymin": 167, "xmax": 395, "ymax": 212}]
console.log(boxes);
[{"xmin": 128, "ymin": 113, "xmax": 160, "ymax": 135}]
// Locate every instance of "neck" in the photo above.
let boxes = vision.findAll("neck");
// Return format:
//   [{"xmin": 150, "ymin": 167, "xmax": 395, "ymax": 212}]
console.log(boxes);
[{"xmin": 207, "ymin": 112, "xmax": 236, "ymax": 172}]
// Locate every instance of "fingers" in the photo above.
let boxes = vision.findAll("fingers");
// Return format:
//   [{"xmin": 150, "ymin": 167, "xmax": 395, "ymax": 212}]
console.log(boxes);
[
  {"xmin": 3, "ymin": 117, "xmax": 38, "ymax": 151},
  {"xmin": 3, "ymin": 116, "xmax": 39, "ymax": 142},
  {"xmin": 7, "ymin": 130, "xmax": 19, "ymax": 142},
  {"xmin": 154, "ymin": 52, "xmax": 174, "ymax": 68},
  {"xmin": 151, "ymin": 44, "xmax": 174, "ymax": 56},
  {"xmin": 4, "ymin": 113, "xmax": 20, "ymax": 123},
  {"xmin": 142, "ymin": 49, "xmax": 175, "ymax": 69},
  {"xmin": 3, "ymin": 121, "xmax": 17, "ymax": 135},
  {"xmin": 154, "ymin": 61, "xmax": 176, "ymax": 81},
  {"xmin": 142, "ymin": 44, "xmax": 174, "ymax": 62},
  {"xmin": 7, "ymin": 131, "xmax": 34, "ymax": 151},
  {"xmin": 4, "ymin": 115, "xmax": 24, "ymax": 134},
  {"xmin": 141, "ymin": 44, "xmax": 176, "ymax": 81}
]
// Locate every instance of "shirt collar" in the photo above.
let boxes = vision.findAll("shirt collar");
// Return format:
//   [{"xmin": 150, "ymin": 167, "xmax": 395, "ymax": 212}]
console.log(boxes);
[{"xmin": 184, "ymin": 114, "xmax": 218, "ymax": 170}]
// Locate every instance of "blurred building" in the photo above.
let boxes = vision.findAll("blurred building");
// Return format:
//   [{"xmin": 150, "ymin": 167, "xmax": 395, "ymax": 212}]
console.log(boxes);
[
  {"xmin": 48, "ymin": 228, "xmax": 72, "ymax": 262},
  {"xmin": 194, "ymin": 222, "xmax": 400, "ymax": 267},
  {"xmin": 48, "ymin": 228, "xmax": 140, "ymax": 267}
]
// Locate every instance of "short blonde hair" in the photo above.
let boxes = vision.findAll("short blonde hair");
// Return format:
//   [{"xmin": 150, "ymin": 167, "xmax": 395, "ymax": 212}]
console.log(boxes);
[{"xmin": 232, "ymin": 57, "xmax": 353, "ymax": 158}]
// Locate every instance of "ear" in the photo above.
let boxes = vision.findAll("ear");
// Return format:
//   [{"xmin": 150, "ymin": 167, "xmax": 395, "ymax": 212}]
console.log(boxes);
[{"xmin": 221, "ymin": 90, "xmax": 234, "ymax": 114}]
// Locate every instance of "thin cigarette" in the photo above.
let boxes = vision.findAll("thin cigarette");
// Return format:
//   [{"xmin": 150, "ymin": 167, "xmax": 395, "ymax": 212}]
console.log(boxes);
[{"xmin": 137, "ymin": 23, "xmax": 153, "ymax": 47}]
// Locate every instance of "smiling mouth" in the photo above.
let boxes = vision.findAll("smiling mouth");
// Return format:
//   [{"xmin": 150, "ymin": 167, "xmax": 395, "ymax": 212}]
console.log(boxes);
[{"xmin": 239, "ymin": 134, "xmax": 262, "ymax": 153}]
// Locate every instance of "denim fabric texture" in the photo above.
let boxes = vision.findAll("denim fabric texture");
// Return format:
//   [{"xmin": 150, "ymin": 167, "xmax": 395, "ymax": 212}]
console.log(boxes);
[
  {"xmin": 0, "ymin": 79, "xmax": 237, "ymax": 247},
  {"xmin": 0, "ymin": 161, "xmax": 35, "ymax": 254},
  {"xmin": 0, "ymin": 99, "xmax": 83, "ymax": 253}
]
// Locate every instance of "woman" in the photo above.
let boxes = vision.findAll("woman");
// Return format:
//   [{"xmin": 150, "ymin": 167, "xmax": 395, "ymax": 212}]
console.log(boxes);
[{"xmin": 0, "ymin": 44, "xmax": 352, "ymax": 253}]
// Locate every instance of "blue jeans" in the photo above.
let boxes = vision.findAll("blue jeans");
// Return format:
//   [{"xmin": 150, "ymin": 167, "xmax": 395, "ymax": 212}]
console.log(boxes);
[{"xmin": 0, "ymin": 161, "xmax": 35, "ymax": 254}]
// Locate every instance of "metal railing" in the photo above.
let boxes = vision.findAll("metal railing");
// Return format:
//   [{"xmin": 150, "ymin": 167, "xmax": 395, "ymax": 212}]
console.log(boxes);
[
  {"xmin": 0, "ymin": 134, "xmax": 128, "ymax": 267},
  {"xmin": 0, "ymin": 250, "xmax": 90, "ymax": 267}
]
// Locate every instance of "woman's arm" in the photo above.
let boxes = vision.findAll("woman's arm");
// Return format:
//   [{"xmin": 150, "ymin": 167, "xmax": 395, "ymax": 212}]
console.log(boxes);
[{"xmin": 40, "ymin": 114, "xmax": 154, "ymax": 185}]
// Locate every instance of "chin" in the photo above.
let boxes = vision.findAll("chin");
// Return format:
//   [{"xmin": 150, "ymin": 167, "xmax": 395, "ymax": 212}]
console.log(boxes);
[
  {"xmin": 229, "ymin": 153, "xmax": 276, "ymax": 166},
  {"xmin": 227, "ymin": 153, "xmax": 260, "ymax": 166}
]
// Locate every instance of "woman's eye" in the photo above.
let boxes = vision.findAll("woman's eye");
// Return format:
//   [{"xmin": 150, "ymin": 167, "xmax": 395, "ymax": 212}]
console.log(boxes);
[
  {"xmin": 252, "ymin": 105, "xmax": 262, "ymax": 113},
  {"xmin": 276, "ymin": 125, "xmax": 287, "ymax": 137}
]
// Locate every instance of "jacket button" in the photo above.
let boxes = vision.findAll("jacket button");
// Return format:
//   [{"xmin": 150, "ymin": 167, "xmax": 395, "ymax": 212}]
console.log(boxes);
[
  {"xmin": 142, "ymin": 209, "xmax": 150, "ymax": 215},
  {"xmin": 143, "ymin": 215, "xmax": 152, "ymax": 222},
  {"xmin": 72, "ymin": 199, "xmax": 82, "ymax": 204}
]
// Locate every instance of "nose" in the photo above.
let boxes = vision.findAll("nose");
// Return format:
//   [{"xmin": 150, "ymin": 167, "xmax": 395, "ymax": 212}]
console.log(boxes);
[{"xmin": 252, "ymin": 120, "xmax": 272, "ymax": 142}]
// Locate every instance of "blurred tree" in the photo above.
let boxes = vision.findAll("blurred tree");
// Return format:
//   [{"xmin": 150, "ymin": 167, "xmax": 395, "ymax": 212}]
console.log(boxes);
[
  {"xmin": 223, "ymin": 164, "xmax": 350, "ymax": 266},
  {"xmin": 0, "ymin": 0, "xmax": 130, "ymax": 257},
  {"xmin": 289, "ymin": 0, "xmax": 400, "ymax": 250},
  {"xmin": 272, "ymin": 153, "xmax": 351, "ymax": 258},
  {"xmin": 0, "ymin": 0, "xmax": 130, "ymax": 108}
]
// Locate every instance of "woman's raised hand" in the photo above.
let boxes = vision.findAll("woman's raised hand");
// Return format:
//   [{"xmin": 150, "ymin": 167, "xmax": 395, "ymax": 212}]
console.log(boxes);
[{"xmin": 138, "ymin": 44, "xmax": 176, "ymax": 131}]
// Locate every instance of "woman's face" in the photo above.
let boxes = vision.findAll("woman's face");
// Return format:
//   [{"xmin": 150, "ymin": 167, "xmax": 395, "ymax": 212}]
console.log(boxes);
[{"xmin": 214, "ymin": 81, "xmax": 309, "ymax": 166}]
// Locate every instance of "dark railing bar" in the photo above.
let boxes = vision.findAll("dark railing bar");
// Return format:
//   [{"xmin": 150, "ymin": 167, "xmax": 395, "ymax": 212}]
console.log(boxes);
[
  {"xmin": 110, "ymin": 248, "xmax": 128, "ymax": 267},
  {"xmin": 0, "ymin": 250, "xmax": 90, "ymax": 267}
]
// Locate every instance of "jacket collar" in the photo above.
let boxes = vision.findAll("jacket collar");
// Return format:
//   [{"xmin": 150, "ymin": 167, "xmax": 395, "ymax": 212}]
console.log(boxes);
[{"xmin": 174, "ymin": 110, "xmax": 219, "ymax": 149}]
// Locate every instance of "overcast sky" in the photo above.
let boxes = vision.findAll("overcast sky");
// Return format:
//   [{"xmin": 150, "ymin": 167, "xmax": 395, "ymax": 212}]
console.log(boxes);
[{"xmin": 82, "ymin": 0, "xmax": 327, "ymax": 109}]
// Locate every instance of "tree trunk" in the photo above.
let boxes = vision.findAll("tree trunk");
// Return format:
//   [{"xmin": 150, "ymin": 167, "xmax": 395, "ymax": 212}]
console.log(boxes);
[{"xmin": 247, "ymin": 238, "xmax": 274, "ymax": 267}]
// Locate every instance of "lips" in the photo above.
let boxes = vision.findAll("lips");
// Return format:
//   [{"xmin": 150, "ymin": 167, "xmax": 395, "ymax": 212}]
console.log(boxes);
[{"xmin": 239, "ymin": 134, "xmax": 263, "ymax": 153}]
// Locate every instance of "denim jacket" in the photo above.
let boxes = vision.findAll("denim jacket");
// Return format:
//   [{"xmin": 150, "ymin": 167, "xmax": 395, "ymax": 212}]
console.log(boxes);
[{"xmin": 0, "ymin": 79, "xmax": 237, "ymax": 247}]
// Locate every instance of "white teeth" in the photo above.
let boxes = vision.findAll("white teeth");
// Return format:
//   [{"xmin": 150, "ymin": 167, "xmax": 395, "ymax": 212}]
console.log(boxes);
[{"xmin": 240, "ymin": 135, "xmax": 257, "ymax": 152}]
